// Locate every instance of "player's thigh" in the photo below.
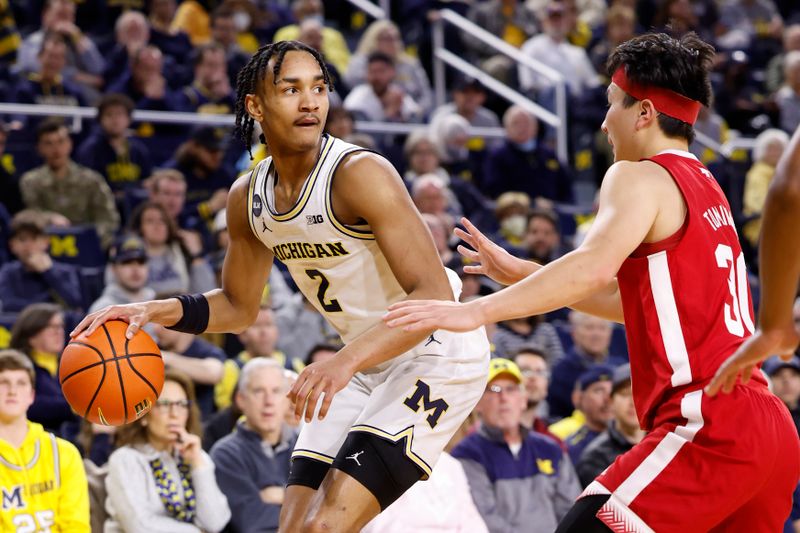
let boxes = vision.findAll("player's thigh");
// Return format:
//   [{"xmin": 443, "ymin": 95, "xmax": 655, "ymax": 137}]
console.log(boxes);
[{"xmin": 288, "ymin": 374, "xmax": 370, "ymax": 490}]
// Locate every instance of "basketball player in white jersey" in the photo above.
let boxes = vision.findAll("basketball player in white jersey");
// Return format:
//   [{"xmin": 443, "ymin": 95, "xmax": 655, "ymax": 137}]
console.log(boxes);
[{"xmin": 71, "ymin": 41, "xmax": 490, "ymax": 532}]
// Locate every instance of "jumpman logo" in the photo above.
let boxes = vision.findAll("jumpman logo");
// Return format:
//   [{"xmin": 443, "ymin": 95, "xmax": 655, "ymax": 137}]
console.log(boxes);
[
  {"xmin": 346, "ymin": 451, "xmax": 365, "ymax": 466},
  {"xmin": 425, "ymin": 334, "xmax": 442, "ymax": 346},
  {"xmin": 261, "ymin": 220, "xmax": 272, "ymax": 233}
]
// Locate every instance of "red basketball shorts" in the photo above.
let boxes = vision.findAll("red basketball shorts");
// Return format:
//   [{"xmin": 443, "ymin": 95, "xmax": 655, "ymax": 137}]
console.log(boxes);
[{"xmin": 581, "ymin": 382, "xmax": 800, "ymax": 532}]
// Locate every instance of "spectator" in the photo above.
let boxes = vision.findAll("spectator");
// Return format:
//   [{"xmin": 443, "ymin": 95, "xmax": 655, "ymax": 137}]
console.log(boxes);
[
  {"xmin": 777, "ymin": 50, "xmax": 800, "ymax": 133},
  {"xmin": 589, "ymin": 5, "xmax": 637, "ymax": 74},
  {"xmin": 548, "ymin": 311, "xmax": 624, "ymax": 420},
  {"xmin": 19, "ymin": 119, "xmax": 120, "ymax": 248},
  {"xmin": 490, "ymin": 192, "xmax": 531, "ymax": 255},
  {"xmin": 411, "ymin": 174, "xmax": 457, "ymax": 230},
  {"xmin": 576, "ymin": 364, "xmax": 644, "ymax": 487},
  {"xmin": 345, "ymin": 19, "xmax": 433, "ymax": 113},
  {"xmin": 105, "ymin": 370, "xmax": 231, "ymax": 532},
  {"xmin": 743, "ymin": 128, "xmax": 790, "ymax": 247},
  {"xmin": 148, "ymin": 0, "xmax": 193, "ymax": 67},
  {"xmin": 452, "ymin": 358, "xmax": 580, "ymax": 532},
  {"xmin": 14, "ymin": 0, "xmax": 104, "ymax": 95},
  {"xmin": 404, "ymin": 130, "xmax": 493, "ymax": 228},
  {"xmin": 0, "ymin": 210, "xmax": 82, "ymax": 312},
  {"xmin": 165, "ymin": 126, "xmax": 232, "ymax": 225},
  {"xmin": 561, "ymin": 366, "xmax": 614, "ymax": 465},
  {"xmin": 362, "ymin": 451, "xmax": 488, "ymax": 533},
  {"xmin": 463, "ymin": 0, "xmax": 538, "ymax": 84},
  {"xmin": 296, "ymin": 18, "xmax": 347, "ymax": 105},
  {"xmin": 272, "ymin": 0, "xmax": 351, "ymax": 74},
  {"xmin": 75, "ymin": 93, "xmax": 153, "ymax": 195},
  {"xmin": 432, "ymin": 114, "xmax": 484, "ymax": 185},
  {"xmin": 170, "ymin": 0, "xmax": 212, "ymax": 45},
  {"xmin": 493, "ymin": 314, "xmax": 564, "ymax": 363},
  {"xmin": 148, "ymin": 168, "xmax": 210, "ymax": 248},
  {"xmin": 275, "ymin": 292, "xmax": 339, "ymax": 367},
  {"xmin": 176, "ymin": 43, "xmax": 235, "ymax": 115},
  {"xmin": 714, "ymin": 50, "xmax": 769, "ymax": 135},
  {"xmin": 154, "ymin": 325, "xmax": 225, "ymax": 419},
  {"xmin": 9, "ymin": 303, "xmax": 76, "ymax": 433},
  {"xmin": 210, "ymin": 4, "xmax": 252, "ymax": 89},
  {"xmin": 343, "ymin": 52, "xmax": 423, "ymax": 123},
  {"xmin": 514, "ymin": 346, "xmax": 561, "ymax": 440},
  {"xmin": 0, "ymin": 0, "xmax": 20, "ymax": 68},
  {"xmin": 210, "ymin": 358, "xmax": 298, "ymax": 533},
  {"xmin": 483, "ymin": 105, "xmax": 574, "ymax": 203},
  {"xmin": 689, "ymin": 105, "xmax": 731, "ymax": 165},
  {"xmin": 764, "ymin": 356, "xmax": 800, "ymax": 433},
  {"xmin": 523, "ymin": 208, "xmax": 567, "ymax": 264},
  {"xmin": 90, "ymin": 234, "xmax": 154, "ymax": 315},
  {"xmin": 102, "ymin": 11, "xmax": 153, "ymax": 89},
  {"xmin": 715, "ymin": 0, "xmax": 783, "ymax": 51},
  {"xmin": 305, "ymin": 343, "xmax": 340, "ymax": 365},
  {"xmin": 128, "ymin": 201, "xmax": 216, "ymax": 297},
  {"xmin": 0, "ymin": 122, "xmax": 23, "ymax": 215},
  {"xmin": 766, "ymin": 24, "xmax": 800, "ymax": 93},
  {"xmin": 325, "ymin": 106, "xmax": 375, "ymax": 149},
  {"xmin": 0, "ymin": 349, "xmax": 90, "ymax": 531},
  {"xmin": 519, "ymin": 2, "xmax": 600, "ymax": 98},
  {"xmin": 430, "ymin": 77, "xmax": 500, "ymax": 134}
]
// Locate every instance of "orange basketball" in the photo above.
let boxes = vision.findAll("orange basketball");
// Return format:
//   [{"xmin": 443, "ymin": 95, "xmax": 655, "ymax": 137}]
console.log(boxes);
[{"xmin": 59, "ymin": 320, "xmax": 164, "ymax": 426}]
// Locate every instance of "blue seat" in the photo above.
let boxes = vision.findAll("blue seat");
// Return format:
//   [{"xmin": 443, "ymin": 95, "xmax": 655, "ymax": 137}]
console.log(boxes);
[{"xmin": 47, "ymin": 225, "xmax": 106, "ymax": 268}]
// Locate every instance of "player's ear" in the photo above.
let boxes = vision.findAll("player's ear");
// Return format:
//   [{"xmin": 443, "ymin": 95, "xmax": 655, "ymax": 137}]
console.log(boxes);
[
  {"xmin": 245, "ymin": 94, "xmax": 265, "ymax": 122},
  {"xmin": 635, "ymin": 99, "xmax": 658, "ymax": 130}
]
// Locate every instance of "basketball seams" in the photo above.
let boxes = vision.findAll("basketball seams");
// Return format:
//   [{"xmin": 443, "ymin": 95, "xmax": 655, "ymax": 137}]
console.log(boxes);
[
  {"xmin": 60, "ymin": 354, "xmax": 162, "ymax": 384},
  {"xmin": 124, "ymin": 337, "xmax": 161, "ymax": 399},
  {"xmin": 101, "ymin": 323, "xmax": 129, "ymax": 425}
]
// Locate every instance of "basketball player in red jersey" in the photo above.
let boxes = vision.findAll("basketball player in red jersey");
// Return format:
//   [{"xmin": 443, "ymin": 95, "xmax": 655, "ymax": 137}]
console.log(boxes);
[
  {"xmin": 385, "ymin": 33, "xmax": 800, "ymax": 532},
  {"xmin": 707, "ymin": 124, "xmax": 800, "ymax": 396}
]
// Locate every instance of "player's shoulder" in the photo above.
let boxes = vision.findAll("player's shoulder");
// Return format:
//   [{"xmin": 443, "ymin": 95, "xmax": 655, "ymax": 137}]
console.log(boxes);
[
  {"xmin": 336, "ymin": 149, "xmax": 397, "ymax": 181},
  {"xmin": 602, "ymin": 159, "xmax": 673, "ymax": 194}
]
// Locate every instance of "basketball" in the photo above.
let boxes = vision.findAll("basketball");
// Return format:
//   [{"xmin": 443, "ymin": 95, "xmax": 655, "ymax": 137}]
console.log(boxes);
[{"xmin": 59, "ymin": 320, "xmax": 164, "ymax": 426}]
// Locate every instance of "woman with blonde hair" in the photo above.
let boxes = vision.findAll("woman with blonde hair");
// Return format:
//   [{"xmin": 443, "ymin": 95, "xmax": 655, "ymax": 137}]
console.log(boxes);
[
  {"xmin": 104, "ymin": 370, "xmax": 230, "ymax": 532},
  {"xmin": 344, "ymin": 19, "xmax": 433, "ymax": 113},
  {"xmin": 743, "ymin": 128, "xmax": 790, "ymax": 248}
]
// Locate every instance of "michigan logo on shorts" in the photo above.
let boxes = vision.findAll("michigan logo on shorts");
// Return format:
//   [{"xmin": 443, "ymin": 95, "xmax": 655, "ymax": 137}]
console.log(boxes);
[{"xmin": 403, "ymin": 380, "xmax": 449, "ymax": 429}]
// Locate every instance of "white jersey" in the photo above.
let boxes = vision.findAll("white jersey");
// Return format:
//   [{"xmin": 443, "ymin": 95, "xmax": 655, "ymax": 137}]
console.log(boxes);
[{"xmin": 247, "ymin": 134, "xmax": 451, "ymax": 344}]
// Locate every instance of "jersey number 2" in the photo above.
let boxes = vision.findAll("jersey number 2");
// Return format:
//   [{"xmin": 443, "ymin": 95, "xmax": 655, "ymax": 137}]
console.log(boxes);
[
  {"xmin": 305, "ymin": 269, "xmax": 343, "ymax": 312},
  {"xmin": 715, "ymin": 243, "xmax": 755, "ymax": 337}
]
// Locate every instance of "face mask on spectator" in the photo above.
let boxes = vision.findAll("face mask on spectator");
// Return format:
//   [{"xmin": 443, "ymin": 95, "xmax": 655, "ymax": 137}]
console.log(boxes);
[
  {"xmin": 501, "ymin": 214, "xmax": 527, "ymax": 239},
  {"xmin": 233, "ymin": 11, "xmax": 251, "ymax": 31},
  {"xmin": 514, "ymin": 139, "xmax": 537, "ymax": 152}
]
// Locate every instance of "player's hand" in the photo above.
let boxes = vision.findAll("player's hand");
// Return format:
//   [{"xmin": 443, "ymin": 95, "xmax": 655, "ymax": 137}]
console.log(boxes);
[
  {"xmin": 173, "ymin": 428, "xmax": 204, "ymax": 468},
  {"xmin": 384, "ymin": 299, "xmax": 484, "ymax": 333},
  {"xmin": 705, "ymin": 326, "xmax": 800, "ymax": 396},
  {"xmin": 288, "ymin": 357, "xmax": 354, "ymax": 423},
  {"xmin": 454, "ymin": 217, "xmax": 527, "ymax": 286},
  {"xmin": 70, "ymin": 302, "xmax": 154, "ymax": 340}
]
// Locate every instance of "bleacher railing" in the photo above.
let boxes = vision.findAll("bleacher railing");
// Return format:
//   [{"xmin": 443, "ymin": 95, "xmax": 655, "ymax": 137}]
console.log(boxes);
[{"xmin": 431, "ymin": 9, "xmax": 569, "ymax": 165}]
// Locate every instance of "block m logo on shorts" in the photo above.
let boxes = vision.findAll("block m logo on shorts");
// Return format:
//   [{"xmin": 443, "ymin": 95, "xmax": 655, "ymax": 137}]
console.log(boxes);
[
  {"xmin": 2, "ymin": 485, "xmax": 24, "ymax": 510},
  {"xmin": 403, "ymin": 379, "xmax": 449, "ymax": 429}
]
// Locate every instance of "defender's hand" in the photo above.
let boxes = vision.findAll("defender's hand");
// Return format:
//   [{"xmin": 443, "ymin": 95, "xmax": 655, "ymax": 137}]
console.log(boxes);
[
  {"xmin": 455, "ymin": 217, "xmax": 527, "ymax": 286},
  {"xmin": 288, "ymin": 358, "xmax": 354, "ymax": 423},
  {"xmin": 706, "ymin": 327, "xmax": 800, "ymax": 396},
  {"xmin": 384, "ymin": 299, "xmax": 484, "ymax": 333}
]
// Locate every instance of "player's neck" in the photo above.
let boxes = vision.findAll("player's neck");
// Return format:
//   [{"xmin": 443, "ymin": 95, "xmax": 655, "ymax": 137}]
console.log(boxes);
[
  {"xmin": 636, "ymin": 135, "xmax": 690, "ymax": 161},
  {"xmin": 270, "ymin": 139, "xmax": 323, "ymax": 189},
  {"xmin": 0, "ymin": 417, "xmax": 29, "ymax": 448}
]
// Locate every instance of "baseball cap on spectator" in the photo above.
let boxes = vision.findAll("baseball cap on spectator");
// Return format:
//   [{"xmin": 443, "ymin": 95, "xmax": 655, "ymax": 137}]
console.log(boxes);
[
  {"xmin": 611, "ymin": 364, "xmax": 631, "ymax": 395},
  {"xmin": 191, "ymin": 126, "xmax": 225, "ymax": 151},
  {"xmin": 109, "ymin": 235, "xmax": 148, "ymax": 263},
  {"xmin": 488, "ymin": 358, "xmax": 523, "ymax": 384},
  {"xmin": 577, "ymin": 365, "xmax": 614, "ymax": 391},
  {"xmin": 762, "ymin": 356, "xmax": 800, "ymax": 377},
  {"xmin": 453, "ymin": 76, "xmax": 485, "ymax": 93}
]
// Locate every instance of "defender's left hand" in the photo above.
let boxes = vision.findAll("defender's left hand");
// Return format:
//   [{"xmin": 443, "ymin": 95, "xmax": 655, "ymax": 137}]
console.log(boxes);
[
  {"xmin": 384, "ymin": 299, "xmax": 484, "ymax": 333},
  {"xmin": 289, "ymin": 358, "xmax": 354, "ymax": 423}
]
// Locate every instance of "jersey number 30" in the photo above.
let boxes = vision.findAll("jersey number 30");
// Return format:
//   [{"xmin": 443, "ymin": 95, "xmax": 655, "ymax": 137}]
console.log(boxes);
[
  {"xmin": 715, "ymin": 243, "xmax": 755, "ymax": 337},
  {"xmin": 305, "ymin": 269, "xmax": 343, "ymax": 313}
]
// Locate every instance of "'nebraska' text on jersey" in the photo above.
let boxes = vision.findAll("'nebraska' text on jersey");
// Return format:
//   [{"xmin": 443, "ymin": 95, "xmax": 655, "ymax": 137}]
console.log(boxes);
[
  {"xmin": 617, "ymin": 149, "xmax": 760, "ymax": 431},
  {"xmin": 246, "ymin": 135, "xmax": 407, "ymax": 343}
]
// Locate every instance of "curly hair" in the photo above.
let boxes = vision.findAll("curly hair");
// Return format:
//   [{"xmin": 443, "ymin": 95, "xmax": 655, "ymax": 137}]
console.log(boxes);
[
  {"xmin": 234, "ymin": 40, "xmax": 332, "ymax": 159},
  {"xmin": 607, "ymin": 32, "xmax": 715, "ymax": 143}
]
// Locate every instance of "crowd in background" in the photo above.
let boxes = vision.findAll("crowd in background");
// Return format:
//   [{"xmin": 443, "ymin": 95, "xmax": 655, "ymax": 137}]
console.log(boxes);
[{"xmin": 1, "ymin": 0, "xmax": 800, "ymax": 531}]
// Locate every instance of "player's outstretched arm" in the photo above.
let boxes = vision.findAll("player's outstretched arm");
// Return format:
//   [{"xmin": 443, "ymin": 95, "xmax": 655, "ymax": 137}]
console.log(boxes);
[
  {"xmin": 384, "ymin": 161, "xmax": 665, "ymax": 332},
  {"xmin": 707, "ymin": 125, "xmax": 800, "ymax": 396},
  {"xmin": 289, "ymin": 151, "xmax": 457, "ymax": 422},
  {"xmin": 71, "ymin": 174, "xmax": 273, "ymax": 340},
  {"xmin": 456, "ymin": 217, "xmax": 623, "ymax": 323}
]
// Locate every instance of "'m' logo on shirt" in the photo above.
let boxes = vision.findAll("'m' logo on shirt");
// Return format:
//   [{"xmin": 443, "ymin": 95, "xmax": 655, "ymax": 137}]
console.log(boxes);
[{"xmin": 1, "ymin": 485, "xmax": 24, "ymax": 510}]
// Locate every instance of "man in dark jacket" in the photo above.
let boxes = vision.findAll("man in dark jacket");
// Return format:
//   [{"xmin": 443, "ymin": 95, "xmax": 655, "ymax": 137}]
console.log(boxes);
[
  {"xmin": 210, "ymin": 358, "xmax": 298, "ymax": 533},
  {"xmin": 576, "ymin": 364, "xmax": 645, "ymax": 487},
  {"xmin": 0, "ymin": 210, "xmax": 82, "ymax": 312}
]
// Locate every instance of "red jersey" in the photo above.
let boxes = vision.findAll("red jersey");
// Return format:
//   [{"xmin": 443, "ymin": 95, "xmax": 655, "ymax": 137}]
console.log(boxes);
[{"xmin": 617, "ymin": 149, "xmax": 762, "ymax": 431}]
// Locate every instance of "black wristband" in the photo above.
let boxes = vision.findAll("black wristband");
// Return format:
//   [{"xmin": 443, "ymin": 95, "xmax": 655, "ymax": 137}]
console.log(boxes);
[{"xmin": 166, "ymin": 294, "xmax": 210, "ymax": 335}]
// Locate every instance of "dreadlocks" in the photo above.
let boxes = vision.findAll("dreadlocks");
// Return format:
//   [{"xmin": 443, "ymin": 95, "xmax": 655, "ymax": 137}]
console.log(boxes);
[{"xmin": 234, "ymin": 40, "xmax": 333, "ymax": 159}]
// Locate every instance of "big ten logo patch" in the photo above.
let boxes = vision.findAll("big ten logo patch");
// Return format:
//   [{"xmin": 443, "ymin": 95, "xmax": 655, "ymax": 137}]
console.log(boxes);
[
  {"xmin": 49, "ymin": 235, "xmax": 78, "ymax": 258},
  {"xmin": 306, "ymin": 214, "xmax": 324, "ymax": 225}
]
